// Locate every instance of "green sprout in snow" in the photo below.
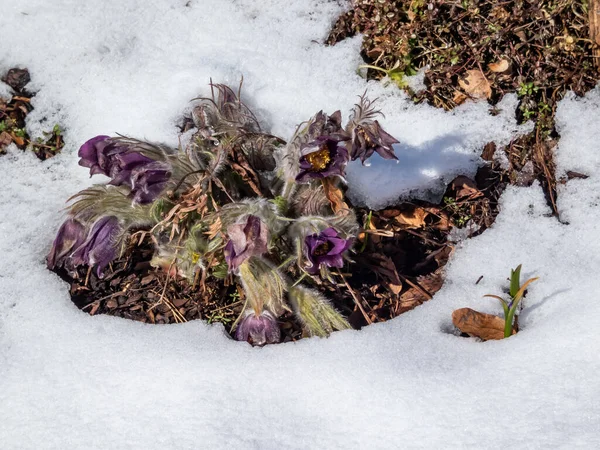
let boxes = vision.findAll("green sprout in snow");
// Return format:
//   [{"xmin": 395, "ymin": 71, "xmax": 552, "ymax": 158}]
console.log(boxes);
[{"xmin": 484, "ymin": 264, "xmax": 539, "ymax": 338}]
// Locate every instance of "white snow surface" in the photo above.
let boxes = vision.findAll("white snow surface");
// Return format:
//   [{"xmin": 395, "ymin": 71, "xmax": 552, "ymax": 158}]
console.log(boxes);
[{"xmin": 1, "ymin": 1, "xmax": 599, "ymax": 448}]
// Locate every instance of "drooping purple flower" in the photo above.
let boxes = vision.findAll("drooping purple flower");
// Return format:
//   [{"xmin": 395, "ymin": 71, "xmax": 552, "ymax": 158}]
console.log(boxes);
[
  {"xmin": 304, "ymin": 227, "xmax": 352, "ymax": 274},
  {"xmin": 295, "ymin": 136, "xmax": 349, "ymax": 183},
  {"xmin": 349, "ymin": 121, "xmax": 399, "ymax": 163},
  {"xmin": 223, "ymin": 215, "xmax": 268, "ymax": 272},
  {"xmin": 78, "ymin": 135, "xmax": 126, "ymax": 177},
  {"xmin": 78, "ymin": 136, "xmax": 170, "ymax": 203},
  {"xmin": 71, "ymin": 216, "xmax": 121, "ymax": 278},
  {"xmin": 107, "ymin": 151, "xmax": 153, "ymax": 185},
  {"xmin": 47, "ymin": 218, "xmax": 87, "ymax": 270},
  {"xmin": 235, "ymin": 309, "xmax": 281, "ymax": 346}
]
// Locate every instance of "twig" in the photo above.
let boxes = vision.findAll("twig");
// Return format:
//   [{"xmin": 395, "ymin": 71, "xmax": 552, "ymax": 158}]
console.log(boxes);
[{"xmin": 337, "ymin": 269, "xmax": 372, "ymax": 325}]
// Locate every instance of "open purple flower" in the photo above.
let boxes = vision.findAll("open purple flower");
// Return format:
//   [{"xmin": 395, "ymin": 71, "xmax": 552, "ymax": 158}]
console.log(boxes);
[
  {"xmin": 235, "ymin": 309, "xmax": 281, "ymax": 346},
  {"xmin": 47, "ymin": 218, "xmax": 86, "ymax": 270},
  {"xmin": 295, "ymin": 136, "xmax": 349, "ymax": 183},
  {"xmin": 349, "ymin": 121, "xmax": 399, "ymax": 163},
  {"xmin": 71, "ymin": 216, "xmax": 121, "ymax": 278},
  {"xmin": 224, "ymin": 215, "xmax": 268, "ymax": 272},
  {"xmin": 304, "ymin": 227, "xmax": 352, "ymax": 274}
]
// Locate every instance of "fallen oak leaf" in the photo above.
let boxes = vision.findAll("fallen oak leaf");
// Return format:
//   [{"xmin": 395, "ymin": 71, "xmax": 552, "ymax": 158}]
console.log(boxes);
[
  {"xmin": 458, "ymin": 70, "xmax": 492, "ymax": 100},
  {"xmin": 452, "ymin": 307, "xmax": 515, "ymax": 340}
]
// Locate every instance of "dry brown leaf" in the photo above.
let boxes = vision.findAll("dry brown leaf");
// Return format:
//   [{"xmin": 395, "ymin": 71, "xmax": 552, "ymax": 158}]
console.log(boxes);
[
  {"xmin": 397, "ymin": 287, "xmax": 426, "ymax": 313},
  {"xmin": 393, "ymin": 206, "xmax": 428, "ymax": 228},
  {"xmin": 452, "ymin": 307, "xmax": 515, "ymax": 340},
  {"xmin": 450, "ymin": 176, "xmax": 483, "ymax": 200},
  {"xmin": 423, "ymin": 207, "xmax": 451, "ymax": 231},
  {"xmin": 488, "ymin": 59, "xmax": 510, "ymax": 73},
  {"xmin": 10, "ymin": 133, "xmax": 25, "ymax": 147},
  {"xmin": 481, "ymin": 142, "xmax": 496, "ymax": 161},
  {"xmin": 361, "ymin": 253, "xmax": 402, "ymax": 295},
  {"xmin": 206, "ymin": 216, "xmax": 222, "ymax": 240},
  {"xmin": 321, "ymin": 178, "xmax": 348, "ymax": 214},
  {"xmin": 0, "ymin": 131, "xmax": 12, "ymax": 148},
  {"xmin": 453, "ymin": 91, "xmax": 468, "ymax": 105},
  {"xmin": 458, "ymin": 70, "xmax": 492, "ymax": 99}
]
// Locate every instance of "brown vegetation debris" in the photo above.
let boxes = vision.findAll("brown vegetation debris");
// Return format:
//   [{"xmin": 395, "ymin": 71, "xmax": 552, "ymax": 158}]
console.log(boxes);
[{"xmin": 0, "ymin": 68, "xmax": 65, "ymax": 159}]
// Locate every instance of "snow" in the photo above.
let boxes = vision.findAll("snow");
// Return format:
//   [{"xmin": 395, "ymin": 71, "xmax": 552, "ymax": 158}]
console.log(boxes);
[{"xmin": 1, "ymin": 1, "xmax": 600, "ymax": 448}]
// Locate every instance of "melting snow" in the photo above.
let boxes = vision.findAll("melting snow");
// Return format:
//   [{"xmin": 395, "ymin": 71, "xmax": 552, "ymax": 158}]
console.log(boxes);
[{"xmin": 1, "ymin": 1, "xmax": 599, "ymax": 448}]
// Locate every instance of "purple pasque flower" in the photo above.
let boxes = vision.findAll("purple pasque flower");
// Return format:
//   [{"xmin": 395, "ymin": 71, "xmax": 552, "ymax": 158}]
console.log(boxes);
[
  {"xmin": 78, "ymin": 135, "xmax": 126, "ymax": 177},
  {"xmin": 223, "ymin": 215, "xmax": 268, "ymax": 272},
  {"xmin": 107, "ymin": 151, "xmax": 153, "ymax": 185},
  {"xmin": 47, "ymin": 218, "xmax": 87, "ymax": 270},
  {"xmin": 349, "ymin": 121, "xmax": 399, "ymax": 163},
  {"xmin": 304, "ymin": 227, "xmax": 352, "ymax": 274},
  {"xmin": 295, "ymin": 136, "xmax": 349, "ymax": 183},
  {"xmin": 71, "ymin": 216, "xmax": 121, "ymax": 278},
  {"xmin": 129, "ymin": 160, "xmax": 171, "ymax": 204},
  {"xmin": 235, "ymin": 309, "xmax": 281, "ymax": 346},
  {"xmin": 78, "ymin": 136, "xmax": 171, "ymax": 203},
  {"xmin": 304, "ymin": 227, "xmax": 352, "ymax": 275}
]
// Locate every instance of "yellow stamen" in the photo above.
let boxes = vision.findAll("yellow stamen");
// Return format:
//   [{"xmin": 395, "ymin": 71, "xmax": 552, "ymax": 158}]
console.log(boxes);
[
  {"xmin": 314, "ymin": 241, "xmax": 332, "ymax": 256},
  {"xmin": 305, "ymin": 144, "xmax": 331, "ymax": 172}
]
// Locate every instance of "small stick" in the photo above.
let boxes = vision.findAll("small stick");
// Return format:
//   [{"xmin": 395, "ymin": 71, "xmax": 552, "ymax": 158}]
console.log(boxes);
[
  {"xmin": 84, "ymin": 266, "xmax": 92, "ymax": 287},
  {"xmin": 590, "ymin": 0, "xmax": 600, "ymax": 68},
  {"xmin": 337, "ymin": 269, "xmax": 373, "ymax": 325},
  {"xmin": 399, "ymin": 275, "xmax": 433, "ymax": 300}
]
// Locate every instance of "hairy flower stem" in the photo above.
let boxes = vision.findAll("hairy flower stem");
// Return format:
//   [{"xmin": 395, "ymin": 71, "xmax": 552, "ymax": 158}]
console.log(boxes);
[
  {"xmin": 237, "ymin": 257, "xmax": 289, "ymax": 317},
  {"xmin": 281, "ymin": 180, "xmax": 297, "ymax": 205},
  {"xmin": 288, "ymin": 285, "xmax": 350, "ymax": 337}
]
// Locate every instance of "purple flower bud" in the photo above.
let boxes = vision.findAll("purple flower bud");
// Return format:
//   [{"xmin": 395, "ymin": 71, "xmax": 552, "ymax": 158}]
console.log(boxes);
[
  {"xmin": 304, "ymin": 227, "xmax": 352, "ymax": 274},
  {"xmin": 71, "ymin": 216, "xmax": 121, "ymax": 278},
  {"xmin": 350, "ymin": 121, "xmax": 399, "ymax": 163},
  {"xmin": 47, "ymin": 218, "xmax": 86, "ymax": 270},
  {"xmin": 307, "ymin": 110, "xmax": 343, "ymax": 139},
  {"xmin": 295, "ymin": 136, "xmax": 349, "ymax": 183},
  {"xmin": 224, "ymin": 215, "xmax": 268, "ymax": 272},
  {"xmin": 235, "ymin": 309, "xmax": 281, "ymax": 346}
]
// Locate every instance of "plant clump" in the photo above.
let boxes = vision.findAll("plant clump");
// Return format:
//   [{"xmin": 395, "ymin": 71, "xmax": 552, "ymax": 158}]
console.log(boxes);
[
  {"xmin": 48, "ymin": 82, "xmax": 515, "ymax": 344},
  {"xmin": 48, "ymin": 82, "xmax": 408, "ymax": 344}
]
